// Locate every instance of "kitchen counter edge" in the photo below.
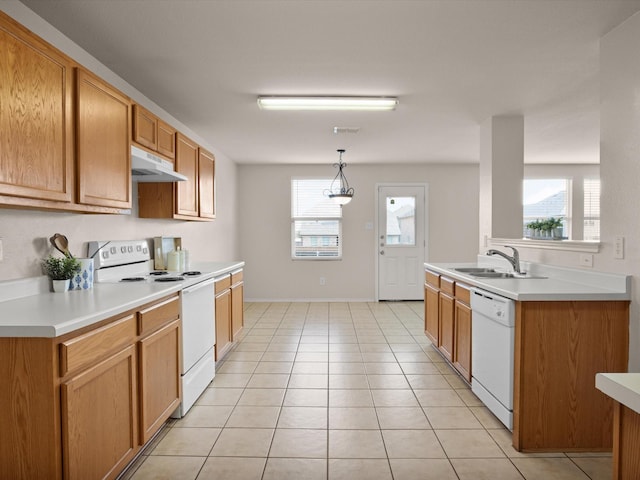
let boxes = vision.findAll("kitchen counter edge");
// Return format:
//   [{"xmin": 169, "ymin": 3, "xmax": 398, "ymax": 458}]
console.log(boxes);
[
  {"xmin": 0, "ymin": 261, "xmax": 244, "ymax": 338},
  {"xmin": 596, "ymin": 373, "xmax": 640, "ymax": 415},
  {"xmin": 424, "ymin": 262, "xmax": 630, "ymax": 301}
]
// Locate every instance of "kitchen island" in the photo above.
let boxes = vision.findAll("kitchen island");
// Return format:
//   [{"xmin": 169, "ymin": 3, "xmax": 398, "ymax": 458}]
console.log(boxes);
[
  {"xmin": 425, "ymin": 258, "xmax": 630, "ymax": 453},
  {"xmin": 596, "ymin": 373, "xmax": 640, "ymax": 479},
  {"xmin": 0, "ymin": 260, "xmax": 243, "ymax": 480}
]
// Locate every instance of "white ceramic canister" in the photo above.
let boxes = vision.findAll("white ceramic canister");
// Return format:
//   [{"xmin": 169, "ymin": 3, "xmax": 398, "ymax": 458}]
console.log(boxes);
[
  {"xmin": 72, "ymin": 258, "xmax": 94, "ymax": 290},
  {"xmin": 167, "ymin": 251, "xmax": 180, "ymax": 271}
]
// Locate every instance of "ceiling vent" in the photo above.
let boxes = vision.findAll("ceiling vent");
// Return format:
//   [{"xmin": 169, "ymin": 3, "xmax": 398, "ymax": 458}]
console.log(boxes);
[{"xmin": 333, "ymin": 127, "xmax": 360, "ymax": 134}]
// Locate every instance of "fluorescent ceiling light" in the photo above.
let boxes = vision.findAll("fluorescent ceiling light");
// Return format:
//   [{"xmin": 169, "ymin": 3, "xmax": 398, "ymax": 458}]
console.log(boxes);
[{"xmin": 257, "ymin": 96, "xmax": 398, "ymax": 111}]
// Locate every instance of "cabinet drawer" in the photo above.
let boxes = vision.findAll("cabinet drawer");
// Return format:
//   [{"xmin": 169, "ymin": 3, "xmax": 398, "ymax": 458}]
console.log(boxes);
[
  {"xmin": 231, "ymin": 270, "xmax": 243, "ymax": 284},
  {"xmin": 138, "ymin": 294, "xmax": 180, "ymax": 336},
  {"xmin": 215, "ymin": 275, "xmax": 231, "ymax": 294},
  {"xmin": 440, "ymin": 276, "xmax": 455, "ymax": 295},
  {"xmin": 455, "ymin": 283, "xmax": 471, "ymax": 305},
  {"xmin": 425, "ymin": 271, "xmax": 440, "ymax": 288},
  {"xmin": 60, "ymin": 315, "xmax": 136, "ymax": 376}
]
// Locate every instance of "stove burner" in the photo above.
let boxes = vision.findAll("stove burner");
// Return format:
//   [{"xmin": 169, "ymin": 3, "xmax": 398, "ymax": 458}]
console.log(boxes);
[
  {"xmin": 120, "ymin": 277, "xmax": 146, "ymax": 282},
  {"xmin": 182, "ymin": 271, "xmax": 202, "ymax": 276},
  {"xmin": 149, "ymin": 271, "xmax": 169, "ymax": 276},
  {"xmin": 154, "ymin": 276, "xmax": 185, "ymax": 283}
]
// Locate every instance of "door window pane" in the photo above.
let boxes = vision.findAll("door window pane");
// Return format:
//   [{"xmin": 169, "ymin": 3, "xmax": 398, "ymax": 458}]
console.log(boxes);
[{"xmin": 386, "ymin": 196, "xmax": 416, "ymax": 246}]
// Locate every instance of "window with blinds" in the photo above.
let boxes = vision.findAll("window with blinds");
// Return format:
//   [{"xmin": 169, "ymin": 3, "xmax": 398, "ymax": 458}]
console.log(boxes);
[
  {"xmin": 584, "ymin": 178, "xmax": 600, "ymax": 241},
  {"xmin": 523, "ymin": 179, "xmax": 569, "ymax": 236},
  {"xmin": 291, "ymin": 179, "xmax": 342, "ymax": 259}
]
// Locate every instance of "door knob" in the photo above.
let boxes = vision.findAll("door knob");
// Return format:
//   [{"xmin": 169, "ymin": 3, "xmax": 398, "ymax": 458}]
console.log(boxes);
[{"xmin": 380, "ymin": 250, "xmax": 385, "ymax": 255}]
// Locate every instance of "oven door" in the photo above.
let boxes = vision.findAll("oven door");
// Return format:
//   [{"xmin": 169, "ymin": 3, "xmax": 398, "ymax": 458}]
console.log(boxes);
[{"xmin": 181, "ymin": 278, "xmax": 216, "ymax": 373}]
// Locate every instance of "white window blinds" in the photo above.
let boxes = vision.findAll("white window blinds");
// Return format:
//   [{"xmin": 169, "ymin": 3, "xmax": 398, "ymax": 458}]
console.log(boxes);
[
  {"xmin": 584, "ymin": 178, "xmax": 600, "ymax": 241},
  {"xmin": 291, "ymin": 179, "xmax": 342, "ymax": 259}
]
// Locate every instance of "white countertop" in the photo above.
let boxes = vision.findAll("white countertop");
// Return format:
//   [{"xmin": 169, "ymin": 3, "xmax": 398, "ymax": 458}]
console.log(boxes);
[
  {"xmin": 0, "ymin": 261, "xmax": 244, "ymax": 338},
  {"xmin": 596, "ymin": 373, "xmax": 640, "ymax": 415},
  {"xmin": 425, "ymin": 258, "xmax": 630, "ymax": 301}
]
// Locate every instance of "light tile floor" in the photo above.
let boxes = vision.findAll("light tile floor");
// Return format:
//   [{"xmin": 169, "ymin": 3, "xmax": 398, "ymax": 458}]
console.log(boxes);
[{"xmin": 123, "ymin": 302, "xmax": 612, "ymax": 480}]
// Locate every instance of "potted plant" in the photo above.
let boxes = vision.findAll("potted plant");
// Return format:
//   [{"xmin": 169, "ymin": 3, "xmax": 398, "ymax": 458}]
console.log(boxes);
[
  {"xmin": 549, "ymin": 217, "xmax": 564, "ymax": 239},
  {"xmin": 525, "ymin": 220, "xmax": 540, "ymax": 238},
  {"xmin": 42, "ymin": 255, "xmax": 81, "ymax": 292}
]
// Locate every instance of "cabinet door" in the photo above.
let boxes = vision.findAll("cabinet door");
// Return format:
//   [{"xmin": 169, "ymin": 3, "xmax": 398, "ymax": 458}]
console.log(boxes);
[
  {"xmin": 453, "ymin": 300, "xmax": 472, "ymax": 382},
  {"xmin": 132, "ymin": 104, "xmax": 157, "ymax": 151},
  {"xmin": 231, "ymin": 281, "xmax": 244, "ymax": 340},
  {"xmin": 198, "ymin": 148, "xmax": 215, "ymax": 219},
  {"xmin": 424, "ymin": 284, "xmax": 439, "ymax": 345},
  {"xmin": 157, "ymin": 119, "xmax": 176, "ymax": 161},
  {"xmin": 76, "ymin": 68, "xmax": 131, "ymax": 208},
  {"xmin": 61, "ymin": 344, "xmax": 138, "ymax": 480},
  {"xmin": 175, "ymin": 133, "xmax": 199, "ymax": 217},
  {"xmin": 139, "ymin": 319, "xmax": 181, "ymax": 444},
  {"xmin": 438, "ymin": 292, "xmax": 455, "ymax": 362},
  {"xmin": 0, "ymin": 15, "xmax": 73, "ymax": 202},
  {"xmin": 215, "ymin": 289, "xmax": 232, "ymax": 361}
]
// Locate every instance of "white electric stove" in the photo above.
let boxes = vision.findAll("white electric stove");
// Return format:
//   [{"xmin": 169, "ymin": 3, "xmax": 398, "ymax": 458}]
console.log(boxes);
[{"xmin": 89, "ymin": 240, "xmax": 216, "ymax": 417}]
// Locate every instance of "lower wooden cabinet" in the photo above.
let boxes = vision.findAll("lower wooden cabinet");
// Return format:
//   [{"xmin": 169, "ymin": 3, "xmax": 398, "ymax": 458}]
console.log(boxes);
[
  {"xmin": 438, "ymin": 291, "xmax": 455, "ymax": 362},
  {"xmin": 231, "ymin": 270, "xmax": 244, "ymax": 340},
  {"xmin": 215, "ymin": 275, "xmax": 232, "ymax": 361},
  {"xmin": 215, "ymin": 269, "xmax": 244, "ymax": 361},
  {"xmin": 424, "ymin": 270, "xmax": 471, "ymax": 381},
  {"xmin": 424, "ymin": 282, "xmax": 439, "ymax": 345},
  {"xmin": 138, "ymin": 319, "xmax": 181, "ymax": 444},
  {"xmin": 0, "ymin": 293, "xmax": 181, "ymax": 480},
  {"xmin": 611, "ymin": 402, "xmax": 640, "ymax": 479},
  {"xmin": 453, "ymin": 284, "xmax": 472, "ymax": 382},
  {"xmin": 61, "ymin": 344, "xmax": 138, "ymax": 480}
]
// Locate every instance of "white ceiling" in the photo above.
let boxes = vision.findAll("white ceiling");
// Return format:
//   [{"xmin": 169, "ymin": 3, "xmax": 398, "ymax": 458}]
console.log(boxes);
[{"xmin": 19, "ymin": 0, "xmax": 640, "ymax": 165}]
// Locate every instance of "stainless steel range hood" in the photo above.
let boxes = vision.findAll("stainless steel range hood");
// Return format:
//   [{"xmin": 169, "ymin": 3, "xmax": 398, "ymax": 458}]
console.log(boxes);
[{"xmin": 131, "ymin": 145, "xmax": 187, "ymax": 182}]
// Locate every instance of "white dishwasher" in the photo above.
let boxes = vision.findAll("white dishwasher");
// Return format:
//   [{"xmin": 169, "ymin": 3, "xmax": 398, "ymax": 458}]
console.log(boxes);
[{"xmin": 470, "ymin": 287, "xmax": 515, "ymax": 430}]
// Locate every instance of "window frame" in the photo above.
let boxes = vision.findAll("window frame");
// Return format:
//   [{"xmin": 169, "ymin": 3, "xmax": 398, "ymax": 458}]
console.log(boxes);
[{"xmin": 291, "ymin": 177, "xmax": 343, "ymax": 260}]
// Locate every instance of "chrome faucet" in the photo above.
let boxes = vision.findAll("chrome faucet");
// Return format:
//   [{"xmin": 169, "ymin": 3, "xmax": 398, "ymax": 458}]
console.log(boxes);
[{"xmin": 486, "ymin": 246, "xmax": 521, "ymax": 274}]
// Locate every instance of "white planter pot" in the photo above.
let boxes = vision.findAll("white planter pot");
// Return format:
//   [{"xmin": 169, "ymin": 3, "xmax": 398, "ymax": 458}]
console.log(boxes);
[{"xmin": 52, "ymin": 279, "xmax": 70, "ymax": 292}]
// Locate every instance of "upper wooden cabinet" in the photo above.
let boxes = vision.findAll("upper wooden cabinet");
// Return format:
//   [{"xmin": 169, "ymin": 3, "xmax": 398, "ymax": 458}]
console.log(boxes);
[
  {"xmin": 0, "ymin": 12, "xmax": 132, "ymax": 214},
  {"xmin": 132, "ymin": 104, "xmax": 157, "ymax": 151},
  {"xmin": 76, "ymin": 68, "xmax": 132, "ymax": 209},
  {"xmin": 175, "ymin": 133, "xmax": 200, "ymax": 217},
  {"xmin": 198, "ymin": 147, "xmax": 216, "ymax": 219},
  {"xmin": 132, "ymin": 104, "xmax": 176, "ymax": 161},
  {"xmin": 0, "ymin": 13, "xmax": 74, "ymax": 203},
  {"xmin": 138, "ymin": 134, "xmax": 216, "ymax": 221}
]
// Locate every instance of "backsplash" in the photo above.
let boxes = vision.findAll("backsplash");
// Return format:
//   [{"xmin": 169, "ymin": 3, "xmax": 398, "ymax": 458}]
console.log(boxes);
[{"xmin": 0, "ymin": 181, "xmax": 238, "ymax": 281}]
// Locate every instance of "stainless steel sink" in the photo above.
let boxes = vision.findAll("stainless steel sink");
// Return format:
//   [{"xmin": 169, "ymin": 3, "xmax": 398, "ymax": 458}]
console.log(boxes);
[
  {"xmin": 470, "ymin": 272, "xmax": 515, "ymax": 278},
  {"xmin": 454, "ymin": 267, "xmax": 496, "ymax": 273},
  {"xmin": 469, "ymin": 272, "xmax": 547, "ymax": 279}
]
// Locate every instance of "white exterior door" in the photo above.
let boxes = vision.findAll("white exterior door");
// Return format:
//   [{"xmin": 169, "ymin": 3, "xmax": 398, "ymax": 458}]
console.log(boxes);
[{"xmin": 377, "ymin": 184, "xmax": 426, "ymax": 300}]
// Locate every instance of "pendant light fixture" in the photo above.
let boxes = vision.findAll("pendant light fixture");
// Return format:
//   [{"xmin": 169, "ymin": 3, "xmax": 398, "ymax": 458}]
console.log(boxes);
[{"xmin": 326, "ymin": 149, "xmax": 354, "ymax": 205}]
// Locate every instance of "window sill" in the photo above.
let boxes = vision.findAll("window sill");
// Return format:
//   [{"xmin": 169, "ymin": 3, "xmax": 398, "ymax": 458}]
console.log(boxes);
[{"xmin": 489, "ymin": 237, "xmax": 601, "ymax": 253}]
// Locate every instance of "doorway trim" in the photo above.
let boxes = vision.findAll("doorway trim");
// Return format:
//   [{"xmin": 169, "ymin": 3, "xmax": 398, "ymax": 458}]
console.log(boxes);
[{"xmin": 374, "ymin": 182, "xmax": 429, "ymax": 301}]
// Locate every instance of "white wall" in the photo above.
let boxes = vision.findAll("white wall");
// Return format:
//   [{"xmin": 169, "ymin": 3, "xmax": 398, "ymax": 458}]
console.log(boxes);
[
  {"xmin": 0, "ymin": 2, "xmax": 239, "ymax": 280},
  {"xmin": 513, "ymin": 14, "xmax": 640, "ymax": 371},
  {"xmin": 239, "ymin": 163, "xmax": 479, "ymax": 301}
]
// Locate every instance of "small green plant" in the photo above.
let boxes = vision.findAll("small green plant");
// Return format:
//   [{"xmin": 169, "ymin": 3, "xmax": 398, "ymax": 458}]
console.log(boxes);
[
  {"xmin": 548, "ymin": 217, "xmax": 563, "ymax": 229},
  {"xmin": 526, "ymin": 220, "xmax": 541, "ymax": 231},
  {"xmin": 42, "ymin": 255, "xmax": 81, "ymax": 280}
]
